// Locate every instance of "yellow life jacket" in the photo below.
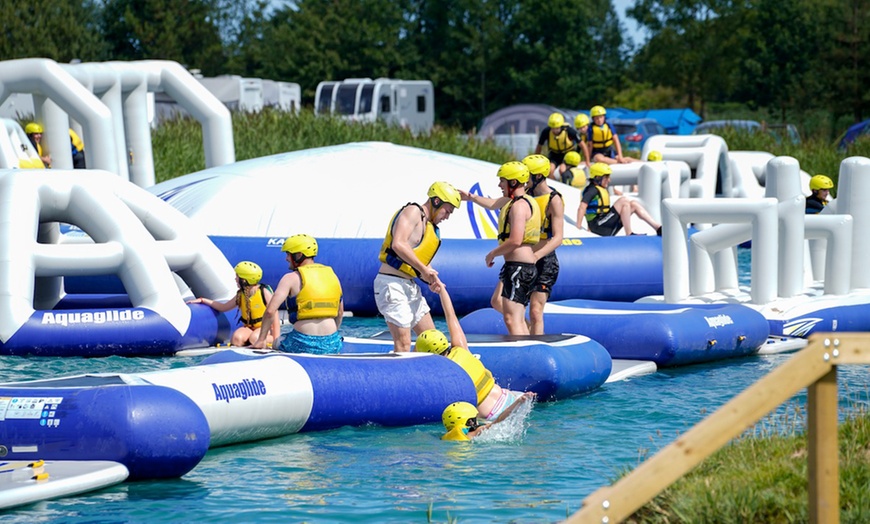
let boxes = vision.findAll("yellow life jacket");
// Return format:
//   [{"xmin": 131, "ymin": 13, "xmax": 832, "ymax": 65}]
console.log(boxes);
[
  {"xmin": 497, "ymin": 195, "xmax": 541, "ymax": 246},
  {"xmin": 441, "ymin": 427, "xmax": 471, "ymax": 441},
  {"xmin": 591, "ymin": 123, "xmax": 614, "ymax": 150},
  {"xmin": 295, "ymin": 263, "xmax": 342, "ymax": 320},
  {"xmin": 447, "ymin": 346, "xmax": 496, "ymax": 405},
  {"xmin": 568, "ymin": 167, "xmax": 587, "ymax": 188},
  {"xmin": 69, "ymin": 129, "xmax": 84, "ymax": 152},
  {"xmin": 378, "ymin": 203, "xmax": 441, "ymax": 278},
  {"xmin": 237, "ymin": 285, "xmax": 268, "ymax": 328},
  {"xmin": 585, "ymin": 184, "xmax": 611, "ymax": 222},
  {"xmin": 533, "ymin": 189, "xmax": 561, "ymax": 240},
  {"xmin": 547, "ymin": 127, "xmax": 575, "ymax": 154}
]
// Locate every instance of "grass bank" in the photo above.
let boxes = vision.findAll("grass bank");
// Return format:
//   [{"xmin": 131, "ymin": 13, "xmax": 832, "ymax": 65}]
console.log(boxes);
[{"xmin": 628, "ymin": 403, "xmax": 870, "ymax": 522}]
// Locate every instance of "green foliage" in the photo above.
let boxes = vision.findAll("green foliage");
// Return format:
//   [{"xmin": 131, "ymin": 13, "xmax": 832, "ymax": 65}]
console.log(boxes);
[
  {"xmin": 629, "ymin": 406, "xmax": 870, "ymax": 523},
  {"xmin": 0, "ymin": 0, "xmax": 108, "ymax": 61},
  {"xmin": 100, "ymin": 0, "xmax": 227, "ymax": 73},
  {"xmin": 151, "ymin": 108, "xmax": 512, "ymax": 183}
]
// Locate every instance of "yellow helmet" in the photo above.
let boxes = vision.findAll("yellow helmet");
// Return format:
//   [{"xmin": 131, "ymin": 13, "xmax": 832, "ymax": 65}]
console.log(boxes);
[
  {"xmin": 428, "ymin": 181, "xmax": 461, "ymax": 208},
  {"xmin": 548, "ymin": 112, "xmax": 565, "ymax": 128},
  {"xmin": 564, "ymin": 151, "xmax": 581, "ymax": 167},
  {"xmin": 25, "ymin": 122, "xmax": 43, "ymax": 134},
  {"xmin": 647, "ymin": 150, "xmax": 663, "ymax": 162},
  {"xmin": 590, "ymin": 105, "xmax": 607, "ymax": 117},
  {"xmin": 281, "ymin": 234, "xmax": 318, "ymax": 257},
  {"xmin": 415, "ymin": 329, "xmax": 450, "ymax": 355},
  {"xmin": 442, "ymin": 401, "xmax": 479, "ymax": 432},
  {"xmin": 574, "ymin": 114, "xmax": 590, "ymax": 128},
  {"xmin": 809, "ymin": 174, "xmax": 834, "ymax": 191},
  {"xmin": 522, "ymin": 154, "xmax": 550, "ymax": 178},
  {"xmin": 234, "ymin": 261, "xmax": 263, "ymax": 285},
  {"xmin": 497, "ymin": 161, "xmax": 530, "ymax": 184},
  {"xmin": 590, "ymin": 162, "xmax": 613, "ymax": 179}
]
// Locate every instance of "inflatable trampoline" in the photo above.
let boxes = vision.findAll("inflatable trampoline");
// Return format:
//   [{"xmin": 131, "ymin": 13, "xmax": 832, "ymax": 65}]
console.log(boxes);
[{"xmin": 341, "ymin": 333, "xmax": 612, "ymax": 400}]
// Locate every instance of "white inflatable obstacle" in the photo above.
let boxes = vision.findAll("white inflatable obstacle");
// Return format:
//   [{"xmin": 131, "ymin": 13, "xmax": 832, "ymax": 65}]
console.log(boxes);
[
  {"xmin": 0, "ymin": 169, "xmax": 239, "ymax": 356},
  {"xmin": 0, "ymin": 58, "xmax": 235, "ymax": 187},
  {"xmin": 642, "ymin": 155, "xmax": 870, "ymax": 337}
]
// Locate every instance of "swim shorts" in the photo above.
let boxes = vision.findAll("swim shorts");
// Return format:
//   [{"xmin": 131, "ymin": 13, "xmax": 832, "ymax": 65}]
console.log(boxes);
[
  {"xmin": 533, "ymin": 251, "xmax": 559, "ymax": 295},
  {"xmin": 589, "ymin": 210, "xmax": 623, "ymax": 236},
  {"xmin": 485, "ymin": 389, "xmax": 521, "ymax": 421},
  {"xmin": 278, "ymin": 330, "xmax": 342, "ymax": 355},
  {"xmin": 373, "ymin": 273, "xmax": 430, "ymax": 329},
  {"xmin": 499, "ymin": 261, "xmax": 537, "ymax": 306}
]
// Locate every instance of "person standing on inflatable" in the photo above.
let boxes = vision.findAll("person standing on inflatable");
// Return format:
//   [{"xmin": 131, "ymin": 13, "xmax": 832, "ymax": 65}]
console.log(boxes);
[
  {"xmin": 416, "ymin": 284, "xmax": 535, "ymax": 425},
  {"xmin": 251, "ymin": 234, "xmax": 344, "ymax": 354},
  {"xmin": 374, "ymin": 181, "xmax": 461, "ymax": 352},
  {"xmin": 588, "ymin": 106, "xmax": 638, "ymax": 165},
  {"xmin": 464, "ymin": 162, "xmax": 541, "ymax": 335},
  {"xmin": 535, "ymin": 112, "xmax": 583, "ymax": 179},
  {"xmin": 522, "ymin": 154, "xmax": 565, "ymax": 334},
  {"xmin": 189, "ymin": 261, "xmax": 280, "ymax": 347},
  {"xmin": 806, "ymin": 174, "xmax": 834, "ymax": 214}
]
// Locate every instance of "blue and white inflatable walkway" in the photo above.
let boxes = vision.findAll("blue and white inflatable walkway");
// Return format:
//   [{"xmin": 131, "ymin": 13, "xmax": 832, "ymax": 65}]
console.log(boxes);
[{"xmin": 460, "ymin": 299, "xmax": 771, "ymax": 367}]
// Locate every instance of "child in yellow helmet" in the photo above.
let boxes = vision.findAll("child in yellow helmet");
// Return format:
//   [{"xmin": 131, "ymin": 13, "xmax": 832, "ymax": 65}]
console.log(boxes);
[{"xmin": 189, "ymin": 261, "xmax": 281, "ymax": 347}]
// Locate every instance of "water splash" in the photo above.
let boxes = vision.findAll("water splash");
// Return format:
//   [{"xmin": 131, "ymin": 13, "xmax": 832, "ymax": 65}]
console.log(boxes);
[{"xmin": 474, "ymin": 397, "xmax": 535, "ymax": 444}]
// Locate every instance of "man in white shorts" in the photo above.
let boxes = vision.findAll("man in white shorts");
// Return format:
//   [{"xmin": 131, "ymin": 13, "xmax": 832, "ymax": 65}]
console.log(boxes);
[{"xmin": 374, "ymin": 181, "xmax": 461, "ymax": 352}]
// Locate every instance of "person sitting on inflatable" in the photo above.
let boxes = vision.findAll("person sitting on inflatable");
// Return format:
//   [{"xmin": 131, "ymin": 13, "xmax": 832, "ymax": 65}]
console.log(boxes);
[
  {"xmin": 440, "ymin": 399, "xmax": 532, "ymax": 441},
  {"xmin": 587, "ymin": 105, "xmax": 639, "ymax": 165},
  {"xmin": 189, "ymin": 261, "xmax": 280, "ymax": 347},
  {"xmin": 806, "ymin": 174, "xmax": 834, "ymax": 214},
  {"xmin": 577, "ymin": 162, "xmax": 663, "ymax": 236},
  {"xmin": 251, "ymin": 234, "xmax": 344, "ymax": 354},
  {"xmin": 562, "ymin": 150, "xmax": 587, "ymax": 188},
  {"xmin": 416, "ymin": 284, "xmax": 535, "ymax": 422}
]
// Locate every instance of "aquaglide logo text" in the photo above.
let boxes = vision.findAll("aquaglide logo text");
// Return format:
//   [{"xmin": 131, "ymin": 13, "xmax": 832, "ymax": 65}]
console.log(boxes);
[
  {"xmin": 213, "ymin": 378, "xmax": 267, "ymax": 403},
  {"xmin": 41, "ymin": 310, "xmax": 146, "ymax": 326},
  {"xmin": 704, "ymin": 314, "xmax": 734, "ymax": 328}
]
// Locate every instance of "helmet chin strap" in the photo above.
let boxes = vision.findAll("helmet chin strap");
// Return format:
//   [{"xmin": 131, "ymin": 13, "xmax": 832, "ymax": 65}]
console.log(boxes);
[{"xmin": 528, "ymin": 175, "xmax": 545, "ymax": 194}]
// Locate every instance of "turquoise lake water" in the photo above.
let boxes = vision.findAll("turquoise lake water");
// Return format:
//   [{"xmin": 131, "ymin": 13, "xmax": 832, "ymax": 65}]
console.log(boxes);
[{"xmin": 2, "ymin": 248, "xmax": 870, "ymax": 522}]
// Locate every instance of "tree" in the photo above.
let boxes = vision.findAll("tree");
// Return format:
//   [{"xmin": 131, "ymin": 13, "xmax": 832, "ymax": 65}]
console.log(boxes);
[
  {"xmin": 0, "ymin": 0, "xmax": 108, "ymax": 62},
  {"xmin": 100, "ymin": 0, "xmax": 226, "ymax": 74},
  {"xmin": 252, "ymin": 0, "xmax": 412, "ymax": 100}
]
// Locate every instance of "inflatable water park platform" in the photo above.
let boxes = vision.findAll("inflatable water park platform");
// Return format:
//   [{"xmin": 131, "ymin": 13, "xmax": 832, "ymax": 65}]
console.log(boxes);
[
  {"xmin": 0, "ymin": 350, "xmax": 485, "ymax": 479},
  {"xmin": 0, "ymin": 460, "xmax": 129, "ymax": 511},
  {"xmin": 341, "ymin": 332, "xmax": 615, "ymax": 400},
  {"xmin": 459, "ymin": 299, "xmax": 770, "ymax": 367}
]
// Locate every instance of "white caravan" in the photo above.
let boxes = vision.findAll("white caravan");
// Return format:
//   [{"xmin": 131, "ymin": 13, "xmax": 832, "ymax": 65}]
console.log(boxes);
[{"xmin": 314, "ymin": 78, "xmax": 434, "ymax": 134}]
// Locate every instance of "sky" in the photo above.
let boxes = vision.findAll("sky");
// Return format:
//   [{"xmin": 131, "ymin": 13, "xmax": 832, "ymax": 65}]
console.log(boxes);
[{"xmin": 613, "ymin": 0, "xmax": 646, "ymax": 46}]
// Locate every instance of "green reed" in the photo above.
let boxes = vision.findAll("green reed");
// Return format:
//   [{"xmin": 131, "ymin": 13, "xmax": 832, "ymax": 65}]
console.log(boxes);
[{"xmin": 152, "ymin": 108, "xmax": 513, "ymax": 183}]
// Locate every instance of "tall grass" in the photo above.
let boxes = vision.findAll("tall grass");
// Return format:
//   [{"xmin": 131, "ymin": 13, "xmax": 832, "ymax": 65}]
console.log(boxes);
[
  {"xmin": 151, "ymin": 108, "xmax": 513, "ymax": 183},
  {"xmin": 627, "ymin": 401, "xmax": 870, "ymax": 523}
]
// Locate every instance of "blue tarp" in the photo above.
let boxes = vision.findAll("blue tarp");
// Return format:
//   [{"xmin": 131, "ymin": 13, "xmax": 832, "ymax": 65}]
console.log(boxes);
[
  {"xmin": 838, "ymin": 119, "xmax": 870, "ymax": 149},
  {"xmin": 480, "ymin": 105, "xmax": 703, "ymax": 136},
  {"xmin": 573, "ymin": 107, "xmax": 703, "ymax": 135}
]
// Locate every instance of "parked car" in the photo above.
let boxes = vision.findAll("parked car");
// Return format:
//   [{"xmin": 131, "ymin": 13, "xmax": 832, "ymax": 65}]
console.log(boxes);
[
  {"xmin": 693, "ymin": 120, "xmax": 801, "ymax": 145},
  {"xmin": 610, "ymin": 118, "xmax": 666, "ymax": 152}
]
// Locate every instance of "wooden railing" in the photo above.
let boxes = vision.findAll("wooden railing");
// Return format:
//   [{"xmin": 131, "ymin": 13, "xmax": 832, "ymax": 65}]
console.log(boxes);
[{"xmin": 567, "ymin": 333, "xmax": 869, "ymax": 524}]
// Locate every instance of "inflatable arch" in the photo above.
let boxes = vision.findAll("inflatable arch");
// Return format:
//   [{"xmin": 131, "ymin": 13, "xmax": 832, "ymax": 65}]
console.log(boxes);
[
  {"xmin": 0, "ymin": 169, "xmax": 239, "ymax": 356},
  {"xmin": 0, "ymin": 58, "xmax": 117, "ymax": 173},
  {"xmin": 642, "ymin": 134, "xmax": 733, "ymax": 200},
  {"xmin": 0, "ymin": 58, "xmax": 235, "ymax": 187}
]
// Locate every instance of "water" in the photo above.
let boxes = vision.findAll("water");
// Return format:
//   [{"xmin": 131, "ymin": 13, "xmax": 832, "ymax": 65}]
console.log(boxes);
[{"xmin": 3, "ymin": 318, "xmax": 870, "ymax": 521}]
